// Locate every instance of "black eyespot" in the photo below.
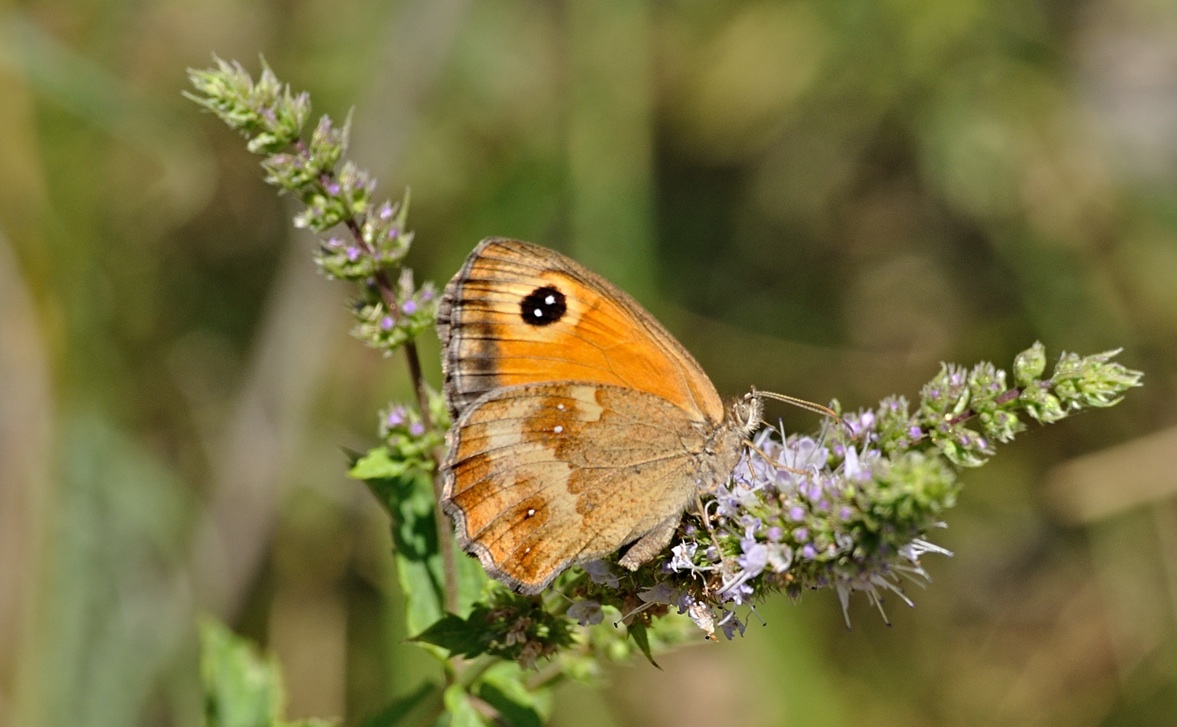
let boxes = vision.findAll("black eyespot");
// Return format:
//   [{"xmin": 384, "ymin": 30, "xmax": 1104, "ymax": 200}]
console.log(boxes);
[{"xmin": 520, "ymin": 286, "xmax": 566, "ymax": 326}]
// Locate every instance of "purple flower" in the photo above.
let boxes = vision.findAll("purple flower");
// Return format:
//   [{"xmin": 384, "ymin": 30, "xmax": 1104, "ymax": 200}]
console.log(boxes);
[
  {"xmin": 380, "ymin": 316, "xmax": 394, "ymax": 331},
  {"xmin": 738, "ymin": 540, "xmax": 769, "ymax": 578},
  {"xmin": 849, "ymin": 411, "xmax": 875, "ymax": 437},
  {"xmin": 801, "ymin": 544, "xmax": 818, "ymax": 560},
  {"xmin": 409, "ymin": 422, "xmax": 425, "ymax": 437},
  {"xmin": 567, "ymin": 599, "xmax": 603, "ymax": 626},
  {"xmin": 386, "ymin": 407, "xmax": 406, "ymax": 427},
  {"xmin": 668, "ymin": 541, "xmax": 698, "ymax": 572},
  {"xmin": 346, "ymin": 246, "xmax": 361, "ymax": 262},
  {"xmin": 722, "ymin": 579, "xmax": 754, "ymax": 605},
  {"xmin": 583, "ymin": 559, "xmax": 619, "ymax": 588},
  {"xmin": 401, "ymin": 299, "xmax": 418, "ymax": 315},
  {"xmin": 639, "ymin": 583, "xmax": 679, "ymax": 605},
  {"xmin": 718, "ymin": 610, "xmax": 746, "ymax": 639},
  {"xmin": 766, "ymin": 543, "xmax": 792, "ymax": 572},
  {"xmin": 802, "ymin": 480, "xmax": 822, "ymax": 501},
  {"xmin": 788, "ymin": 506, "xmax": 806, "ymax": 522}
]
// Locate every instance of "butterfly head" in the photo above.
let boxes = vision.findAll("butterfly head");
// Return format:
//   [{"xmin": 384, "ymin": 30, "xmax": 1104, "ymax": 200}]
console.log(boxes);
[{"xmin": 731, "ymin": 390, "xmax": 764, "ymax": 437}]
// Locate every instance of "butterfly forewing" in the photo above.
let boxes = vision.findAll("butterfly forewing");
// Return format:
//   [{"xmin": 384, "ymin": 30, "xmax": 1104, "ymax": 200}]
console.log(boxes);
[{"xmin": 438, "ymin": 238, "xmax": 725, "ymax": 423}]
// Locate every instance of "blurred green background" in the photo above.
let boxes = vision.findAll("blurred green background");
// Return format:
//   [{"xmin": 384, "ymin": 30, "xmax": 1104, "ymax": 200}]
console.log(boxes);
[{"xmin": 2, "ymin": 0, "xmax": 1175, "ymax": 725}]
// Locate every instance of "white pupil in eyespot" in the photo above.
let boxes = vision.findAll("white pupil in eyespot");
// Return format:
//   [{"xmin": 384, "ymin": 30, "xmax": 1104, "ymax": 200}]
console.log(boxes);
[{"xmin": 544, "ymin": 295, "xmax": 555, "ymax": 305}]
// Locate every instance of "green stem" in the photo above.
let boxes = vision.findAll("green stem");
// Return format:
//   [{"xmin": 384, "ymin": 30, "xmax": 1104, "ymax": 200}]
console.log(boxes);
[{"xmin": 297, "ymin": 140, "xmax": 460, "ymax": 615}]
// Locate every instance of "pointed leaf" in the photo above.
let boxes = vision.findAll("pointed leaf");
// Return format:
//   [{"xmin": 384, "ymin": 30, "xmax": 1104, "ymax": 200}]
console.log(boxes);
[
  {"xmin": 476, "ymin": 664, "xmax": 551, "ymax": 727},
  {"xmin": 627, "ymin": 622, "xmax": 661, "ymax": 670},
  {"xmin": 443, "ymin": 685, "xmax": 488, "ymax": 727},
  {"xmin": 410, "ymin": 613, "xmax": 487, "ymax": 659},
  {"xmin": 200, "ymin": 618, "xmax": 282, "ymax": 727}
]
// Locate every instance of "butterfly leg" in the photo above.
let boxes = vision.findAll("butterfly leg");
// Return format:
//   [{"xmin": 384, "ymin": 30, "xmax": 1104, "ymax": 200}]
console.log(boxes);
[{"xmin": 618, "ymin": 513, "xmax": 680, "ymax": 571}]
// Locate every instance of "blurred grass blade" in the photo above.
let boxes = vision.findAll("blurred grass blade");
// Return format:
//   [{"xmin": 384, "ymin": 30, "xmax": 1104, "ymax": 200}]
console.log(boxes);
[
  {"xmin": 200, "ymin": 618, "xmax": 283, "ymax": 727},
  {"xmin": 200, "ymin": 617, "xmax": 339, "ymax": 727}
]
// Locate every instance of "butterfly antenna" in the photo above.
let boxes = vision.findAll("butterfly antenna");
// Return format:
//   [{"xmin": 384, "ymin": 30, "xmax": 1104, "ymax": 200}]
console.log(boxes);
[{"xmin": 754, "ymin": 388, "xmax": 856, "ymax": 441}]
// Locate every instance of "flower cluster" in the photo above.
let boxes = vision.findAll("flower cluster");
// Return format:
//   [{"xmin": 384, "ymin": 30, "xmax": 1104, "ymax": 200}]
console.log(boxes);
[
  {"xmin": 352, "ymin": 268, "xmax": 439, "ymax": 353},
  {"xmin": 187, "ymin": 58, "xmax": 309, "ymax": 155},
  {"xmin": 414, "ymin": 591, "xmax": 575, "ymax": 669},
  {"xmin": 187, "ymin": 57, "xmax": 426, "ymax": 356},
  {"xmin": 663, "ymin": 412, "xmax": 957, "ymax": 633},
  {"xmin": 315, "ymin": 196, "xmax": 415, "ymax": 279},
  {"xmin": 579, "ymin": 343, "xmax": 1142, "ymax": 637}
]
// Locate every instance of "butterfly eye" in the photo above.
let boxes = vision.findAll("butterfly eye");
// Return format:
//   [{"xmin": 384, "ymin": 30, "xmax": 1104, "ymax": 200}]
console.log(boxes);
[
  {"xmin": 520, "ymin": 285, "xmax": 567, "ymax": 326},
  {"xmin": 733, "ymin": 393, "xmax": 764, "ymax": 433}
]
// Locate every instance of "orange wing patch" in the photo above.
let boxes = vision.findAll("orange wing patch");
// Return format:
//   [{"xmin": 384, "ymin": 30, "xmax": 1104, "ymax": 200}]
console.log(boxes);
[{"xmin": 438, "ymin": 239, "xmax": 725, "ymax": 424}]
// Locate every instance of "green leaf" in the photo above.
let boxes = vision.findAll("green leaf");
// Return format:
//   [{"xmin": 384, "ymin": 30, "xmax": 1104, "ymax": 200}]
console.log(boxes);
[
  {"xmin": 350, "ymin": 447, "xmax": 411, "ymax": 480},
  {"xmin": 443, "ymin": 685, "xmax": 488, "ymax": 727},
  {"xmin": 410, "ymin": 613, "xmax": 487, "ymax": 658},
  {"xmin": 626, "ymin": 622, "xmax": 661, "ymax": 670},
  {"xmin": 200, "ymin": 617, "xmax": 340, "ymax": 727},
  {"xmin": 476, "ymin": 664, "xmax": 551, "ymax": 727},
  {"xmin": 362, "ymin": 466, "xmax": 447, "ymax": 636},
  {"xmin": 361, "ymin": 452, "xmax": 488, "ymax": 640},
  {"xmin": 474, "ymin": 683, "xmax": 540, "ymax": 727},
  {"xmin": 200, "ymin": 618, "xmax": 283, "ymax": 727}
]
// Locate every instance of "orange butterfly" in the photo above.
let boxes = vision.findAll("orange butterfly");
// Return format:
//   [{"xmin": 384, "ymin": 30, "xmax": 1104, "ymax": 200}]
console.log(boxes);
[{"xmin": 437, "ymin": 238, "xmax": 763, "ymax": 594}]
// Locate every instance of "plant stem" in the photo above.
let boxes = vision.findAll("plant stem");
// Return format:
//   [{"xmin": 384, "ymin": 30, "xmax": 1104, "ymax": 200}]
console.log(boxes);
[
  {"xmin": 403, "ymin": 337, "xmax": 460, "ymax": 615},
  {"xmin": 307, "ymin": 147, "xmax": 459, "ymax": 615}
]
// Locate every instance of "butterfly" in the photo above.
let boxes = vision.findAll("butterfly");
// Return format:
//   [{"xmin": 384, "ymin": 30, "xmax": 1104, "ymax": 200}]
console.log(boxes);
[{"xmin": 436, "ymin": 238, "xmax": 764, "ymax": 595}]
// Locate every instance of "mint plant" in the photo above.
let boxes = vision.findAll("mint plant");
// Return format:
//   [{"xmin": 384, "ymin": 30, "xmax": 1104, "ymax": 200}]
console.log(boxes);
[{"xmin": 188, "ymin": 58, "xmax": 1142, "ymax": 727}]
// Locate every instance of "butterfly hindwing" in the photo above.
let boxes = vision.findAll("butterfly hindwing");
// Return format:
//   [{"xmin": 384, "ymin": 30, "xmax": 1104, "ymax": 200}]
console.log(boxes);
[{"xmin": 442, "ymin": 381, "xmax": 709, "ymax": 594}]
